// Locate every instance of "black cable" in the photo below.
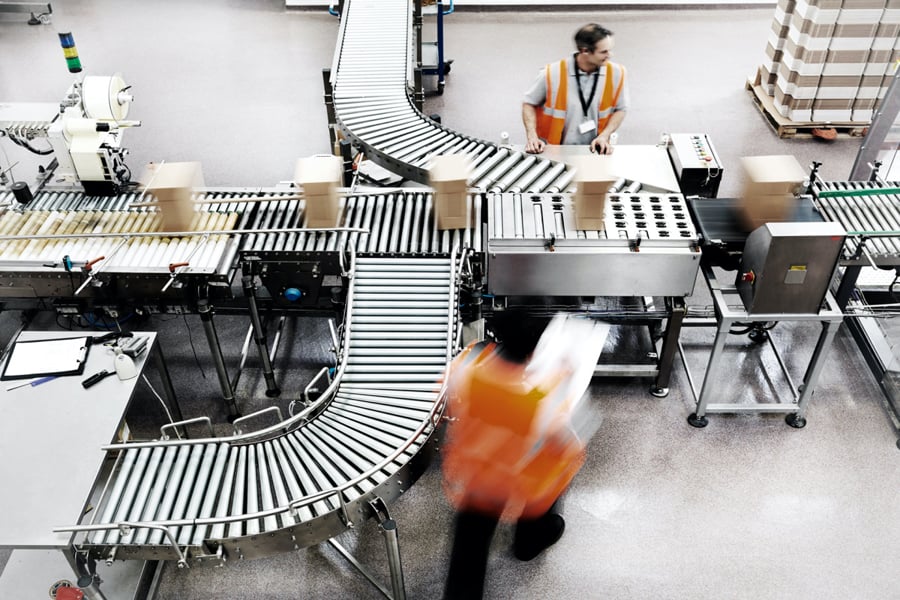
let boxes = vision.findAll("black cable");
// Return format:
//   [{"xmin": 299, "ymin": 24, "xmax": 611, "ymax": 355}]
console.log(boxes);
[
  {"xmin": 182, "ymin": 312, "xmax": 207, "ymax": 379},
  {"xmin": 8, "ymin": 134, "xmax": 53, "ymax": 156}
]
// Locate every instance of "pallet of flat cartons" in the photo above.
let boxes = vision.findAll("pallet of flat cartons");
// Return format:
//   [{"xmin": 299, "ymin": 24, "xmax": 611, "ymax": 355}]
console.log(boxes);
[{"xmin": 745, "ymin": 76, "xmax": 869, "ymax": 140}]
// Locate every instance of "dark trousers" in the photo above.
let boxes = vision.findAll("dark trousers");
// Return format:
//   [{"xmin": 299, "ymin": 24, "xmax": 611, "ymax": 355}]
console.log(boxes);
[{"xmin": 444, "ymin": 498, "xmax": 563, "ymax": 600}]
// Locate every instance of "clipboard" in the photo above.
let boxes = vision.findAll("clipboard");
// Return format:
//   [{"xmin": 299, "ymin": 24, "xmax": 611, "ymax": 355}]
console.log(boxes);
[{"xmin": 0, "ymin": 336, "xmax": 91, "ymax": 381}]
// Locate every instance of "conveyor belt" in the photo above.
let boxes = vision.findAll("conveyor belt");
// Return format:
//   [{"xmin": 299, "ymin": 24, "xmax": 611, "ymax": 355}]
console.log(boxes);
[
  {"xmin": 65, "ymin": 254, "xmax": 459, "ymax": 562},
  {"xmin": 332, "ymin": 0, "xmax": 575, "ymax": 193}
]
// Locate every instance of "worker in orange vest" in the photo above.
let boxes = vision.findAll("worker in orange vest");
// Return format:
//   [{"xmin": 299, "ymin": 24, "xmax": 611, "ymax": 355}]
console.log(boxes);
[
  {"xmin": 522, "ymin": 23, "xmax": 628, "ymax": 155},
  {"xmin": 442, "ymin": 311, "xmax": 587, "ymax": 600}
]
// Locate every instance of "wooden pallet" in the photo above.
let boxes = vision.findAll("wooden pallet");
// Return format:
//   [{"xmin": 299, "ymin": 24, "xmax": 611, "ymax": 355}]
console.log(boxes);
[{"xmin": 745, "ymin": 78, "xmax": 869, "ymax": 140}]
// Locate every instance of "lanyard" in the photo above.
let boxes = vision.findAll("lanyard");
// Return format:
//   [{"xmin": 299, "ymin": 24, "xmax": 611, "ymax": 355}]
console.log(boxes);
[{"xmin": 573, "ymin": 56, "xmax": 600, "ymax": 118}]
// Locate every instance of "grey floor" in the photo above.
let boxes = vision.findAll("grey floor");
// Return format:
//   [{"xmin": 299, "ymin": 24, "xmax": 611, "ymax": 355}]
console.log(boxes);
[{"xmin": 2, "ymin": 3, "xmax": 900, "ymax": 599}]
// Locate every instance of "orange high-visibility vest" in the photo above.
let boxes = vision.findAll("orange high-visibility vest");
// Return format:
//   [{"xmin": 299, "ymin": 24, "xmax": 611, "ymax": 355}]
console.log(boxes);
[
  {"xmin": 535, "ymin": 60, "xmax": 626, "ymax": 144},
  {"xmin": 441, "ymin": 342, "xmax": 586, "ymax": 520}
]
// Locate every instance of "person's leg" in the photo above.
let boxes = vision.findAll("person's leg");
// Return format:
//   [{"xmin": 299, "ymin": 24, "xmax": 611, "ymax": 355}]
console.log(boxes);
[
  {"xmin": 445, "ymin": 509, "xmax": 501, "ymax": 600},
  {"xmin": 512, "ymin": 496, "xmax": 565, "ymax": 561}
]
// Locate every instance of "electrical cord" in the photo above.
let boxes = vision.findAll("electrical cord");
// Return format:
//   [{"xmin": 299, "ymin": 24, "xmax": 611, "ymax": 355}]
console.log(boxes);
[
  {"xmin": 141, "ymin": 373, "xmax": 181, "ymax": 439},
  {"xmin": 182, "ymin": 312, "xmax": 207, "ymax": 379}
]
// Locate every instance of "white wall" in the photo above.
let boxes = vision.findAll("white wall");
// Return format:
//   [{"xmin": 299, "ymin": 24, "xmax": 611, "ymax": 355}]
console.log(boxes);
[{"xmin": 287, "ymin": 1, "xmax": 774, "ymax": 6}]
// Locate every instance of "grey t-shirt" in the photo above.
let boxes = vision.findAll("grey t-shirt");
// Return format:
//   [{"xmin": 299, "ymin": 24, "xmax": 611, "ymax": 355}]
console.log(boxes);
[{"xmin": 523, "ymin": 58, "xmax": 629, "ymax": 145}]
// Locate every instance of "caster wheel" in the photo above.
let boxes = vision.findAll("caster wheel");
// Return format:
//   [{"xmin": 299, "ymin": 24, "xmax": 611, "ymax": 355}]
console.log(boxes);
[
  {"xmin": 687, "ymin": 413, "xmax": 708, "ymax": 428},
  {"xmin": 896, "ymin": 438, "xmax": 900, "ymax": 450},
  {"xmin": 748, "ymin": 328, "xmax": 769, "ymax": 343},
  {"xmin": 265, "ymin": 387, "xmax": 282, "ymax": 398},
  {"xmin": 437, "ymin": 82, "xmax": 445, "ymax": 95},
  {"xmin": 650, "ymin": 386, "xmax": 669, "ymax": 398},
  {"xmin": 785, "ymin": 413, "xmax": 807, "ymax": 428},
  {"xmin": 227, "ymin": 413, "xmax": 242, "ymax": 424}
]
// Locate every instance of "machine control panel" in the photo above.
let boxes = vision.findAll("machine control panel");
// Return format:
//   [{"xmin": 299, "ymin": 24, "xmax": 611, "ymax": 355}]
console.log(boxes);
[{"xmin": 667, "ymin": 133, "xmax": 723, "ymax": 198}]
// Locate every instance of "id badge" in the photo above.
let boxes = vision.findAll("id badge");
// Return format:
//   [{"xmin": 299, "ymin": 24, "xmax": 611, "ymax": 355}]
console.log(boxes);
[{"xmin": 578, "ymin": 120, "xmax": 595, "ymax": 135}]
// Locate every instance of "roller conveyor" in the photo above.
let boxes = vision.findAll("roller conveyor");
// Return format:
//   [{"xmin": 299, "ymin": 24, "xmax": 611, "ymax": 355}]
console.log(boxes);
[
  {"xmin": 331, "ymin": 0, "xmax": 576, "ymax": 193},
  {"xmin": 813, "ymin": 181, "xmax": 900, "ymax": 264},
  {"xmin": 0, "ymin": 189, "xmax": 251, "ymax": 299},
  {"xmin": 63, "ymin": 254, "xmax": 459, "ymax": 564}
]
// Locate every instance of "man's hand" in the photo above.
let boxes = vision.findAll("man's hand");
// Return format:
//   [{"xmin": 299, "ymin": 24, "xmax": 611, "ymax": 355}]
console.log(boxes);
[
  {"xmin": 525, "ymin": 135, "xmax": 546, "ymax": 154},
  {"xmin": 590, "ymin": 133, "xmax": 613, "ymax": 155}
]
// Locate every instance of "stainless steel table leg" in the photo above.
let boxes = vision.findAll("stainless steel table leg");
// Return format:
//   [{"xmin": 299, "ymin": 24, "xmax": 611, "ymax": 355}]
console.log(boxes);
[
  {"xmin": 787, "ymin": 320, "xmax": 841, "ymax": 428},
  {"xmin": 688, "ymin": 317, "xmax": 732, "ymax": 428}
]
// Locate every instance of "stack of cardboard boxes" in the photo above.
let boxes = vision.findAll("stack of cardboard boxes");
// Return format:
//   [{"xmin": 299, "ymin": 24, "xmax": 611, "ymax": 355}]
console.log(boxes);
[
  {"xmin": 144, "ymin": 161, "xmax": 203, "ymax": 232},
  {"xmin": 737, "ymin": 155, "xmax": 807, "ymax": 231},
  {"xmin": 759, "ymin": 0, "xmax": 899, "ymax": 123},
  {"xmin": 571, "ymin": 155, "xmax": 617, "ymax": 231},
  {"xmin": 295, "ymin": 156, "xmax": 342, "ymax": 228},
  {"xmin": 429, "ymin": 155, "xmax": 470, "ymax": 230}
]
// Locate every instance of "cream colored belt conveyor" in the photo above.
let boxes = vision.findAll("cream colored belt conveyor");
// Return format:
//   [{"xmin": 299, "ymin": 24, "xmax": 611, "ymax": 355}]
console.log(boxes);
[
  {"xmin": 332, "ymin": 0, "xmax": 575, "ymax": 193},
  {"xmin": 59, "ymin": 254, "xmax": 459, "ymax": 563}
]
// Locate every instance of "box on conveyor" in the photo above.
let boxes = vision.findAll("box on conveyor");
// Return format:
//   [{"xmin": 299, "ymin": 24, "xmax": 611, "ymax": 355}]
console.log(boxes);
[
  {"xmin": 737, "ymin": 155, "xmax": 807, "ymax": 231},
  {"xmin": 429, "ymin": 154, "xmax": 470, "ymax": 230},
  {"xmin": 143, "ymin": 161, "xmax": 204, "ymax": 232},
  {"xmin": 295, "ymin": 155, "xmax": 342, "ymax": 228},
  {"xmin": 571, "ymin": 155, "xmax": 618, "ymax": 231}
]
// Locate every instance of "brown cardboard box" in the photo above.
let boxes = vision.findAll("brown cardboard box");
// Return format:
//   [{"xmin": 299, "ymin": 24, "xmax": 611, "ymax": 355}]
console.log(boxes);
[
  {"xmin": 740, "ymin": 155, "xmax": 806, "ymax": 195},
  {"xmin": 295, "ymin": 155, "xmax": 341, "ymax": 196},
  {"xmin": 571, "ymin": 155, "xmax": 616, "ymax": 230},
  {"xmin": 143, "ymin": 161, "xmax": 204, "ymax": 232},
  {"xmin": 574, "ymin": 193, "xmax": 607, "ymax": 231},
  {"xmin": 430, "ymin": 155, "xmax": 470, "ymax": 230},
  {"xmin": 304, "ymin": 193, "xmax": 341, "ymax": 228},
  {"xmin": 295, "ymin": 156, "xmax": 342, "ymax": 228},
  {"xmin": 433, "ymin": 190, "xmax": 469, "ymax": 230},
  {"xmin": 737, "ymin": 193, "xmax": 797, "ymax": 230},
  {"xmin": 429, "ymin": 154, "xmax": 470, "ymax": 193}
]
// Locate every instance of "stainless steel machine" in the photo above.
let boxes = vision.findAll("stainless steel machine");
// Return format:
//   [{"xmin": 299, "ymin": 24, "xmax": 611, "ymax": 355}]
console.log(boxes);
[{"xmin": 736, "ymin": 221, "xmax": 845, "ymax": 315}]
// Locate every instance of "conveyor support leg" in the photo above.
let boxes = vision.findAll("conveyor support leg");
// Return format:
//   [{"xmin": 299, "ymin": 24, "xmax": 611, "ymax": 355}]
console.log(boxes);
[
  {"xmin": 198, "ymin": 299, "xmax": 240, "ymax": 419},
  {"xmin": 242, "ymin": 275, "xmax": 281, "ymax": 398}
]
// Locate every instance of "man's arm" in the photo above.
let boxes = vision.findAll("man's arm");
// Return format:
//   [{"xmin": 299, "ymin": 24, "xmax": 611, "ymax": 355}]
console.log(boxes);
[
  {"xmin": 590, "ymin": 110, "xmax": 627, "ymax": 155},
  {"xmin": 522, "ymin": 103, "xmax": 546, "ymax": 154}
]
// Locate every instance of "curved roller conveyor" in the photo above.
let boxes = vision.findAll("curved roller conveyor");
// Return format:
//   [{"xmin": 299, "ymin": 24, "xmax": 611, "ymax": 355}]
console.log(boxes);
[
  {"xmin": 332, "ymin": 0, "xmax": 576, "ymax": 193},
  {"xmin": 60, "ymin": 253, "xmax": 460, "ymax": 563}
]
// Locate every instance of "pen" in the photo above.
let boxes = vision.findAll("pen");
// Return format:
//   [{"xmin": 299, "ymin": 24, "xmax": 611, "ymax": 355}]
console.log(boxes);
[{"xmin": 6, "ymin": 376, "xmax": 57, "ymax": 392}]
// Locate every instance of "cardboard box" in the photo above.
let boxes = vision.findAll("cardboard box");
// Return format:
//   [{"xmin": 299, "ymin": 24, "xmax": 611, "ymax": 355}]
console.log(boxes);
[
  {"xmin": 429, "ymin": 155, "xmax": 470, "ymax": 230},
  {"xmin": 574, "ymin": 192, "xmax": 607, "ymax": 231},
  {"xmin": 740, "ymin": 155, "xmax": 807, "ymax": 195},
  {"xmin": 433, "ymin": 190, "xmax": 469, "ymax": 230},
  {"xmin": 737, "ymin": 193, "xmax": 798, "ymax": 230},
  {"xmin": 570, "ymin": 155, "xmax": 617, "ymax": 230},
  {"xmin": 304, "ymin": 193, "xmax": 341, "ymax": 228},
  {"xmin": 296, "ymin": 155, "xmax": 341, "ymax": 196},
  {"xmin": 143, "ymin": 161, "xmax": 203, "ymax": 232},
  {"xmin": 429, "ymin": 154, "xmax": 470, "ymax": 193},
  {"xmin": 296, "ymin": 156, "xmax": 342, "ymax": 228}
]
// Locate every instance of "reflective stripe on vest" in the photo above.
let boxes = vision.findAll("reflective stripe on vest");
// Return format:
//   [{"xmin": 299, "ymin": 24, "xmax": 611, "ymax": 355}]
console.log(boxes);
[{"xmin": 536, "ymin": 59, "xmax": 626, "ymax": 144}]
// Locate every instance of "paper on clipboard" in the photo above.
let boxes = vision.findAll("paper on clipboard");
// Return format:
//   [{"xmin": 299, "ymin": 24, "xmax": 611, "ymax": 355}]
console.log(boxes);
[{"xmin": 1, "ymin": 337, "xmax": 91, "ymax": 380}]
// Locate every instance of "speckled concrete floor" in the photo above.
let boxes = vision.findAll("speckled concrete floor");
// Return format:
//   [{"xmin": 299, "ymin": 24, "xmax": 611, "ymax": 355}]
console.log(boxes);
[{"xmin": 2, "ymin": 3, "xmax": 899, "ymax": 599}]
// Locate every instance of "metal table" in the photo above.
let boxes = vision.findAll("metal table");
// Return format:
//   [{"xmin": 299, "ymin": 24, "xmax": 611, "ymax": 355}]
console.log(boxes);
[
  {"xmin": 0, "ymin": 331, "xmax": 172, "ymax": 599},
  {"xmin": 681, "ymin": 265, "xmax": 844, "ymax": 428}
]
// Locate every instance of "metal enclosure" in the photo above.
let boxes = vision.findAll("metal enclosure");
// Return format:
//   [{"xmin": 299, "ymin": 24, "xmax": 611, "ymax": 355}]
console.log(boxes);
[
  {"xmin": 736, "ymin": 221, "xmax": 845, "ymax": 314},
  {"xmin": 486, "ymin": 192, "xmax": 701, "ymax": 297}
]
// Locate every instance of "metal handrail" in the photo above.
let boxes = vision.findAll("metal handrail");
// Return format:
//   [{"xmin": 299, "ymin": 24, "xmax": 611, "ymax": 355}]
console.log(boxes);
[
  {"xmin": 102, "ymin": 248, "xmax": 359, "ymax": 451},
  {"xmin": 232, "ymin": 407, "xmax": 284, "ymax": 435},
  {"xmin": 160, "ymin": 416, "xmax": 214, "ymax": 440}
]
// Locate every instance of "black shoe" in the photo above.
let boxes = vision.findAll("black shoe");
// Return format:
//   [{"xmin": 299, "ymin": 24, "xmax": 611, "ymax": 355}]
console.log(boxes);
[{"xmin": 513, "ymin": 514, "xmax": 565, "ymax": 561}]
